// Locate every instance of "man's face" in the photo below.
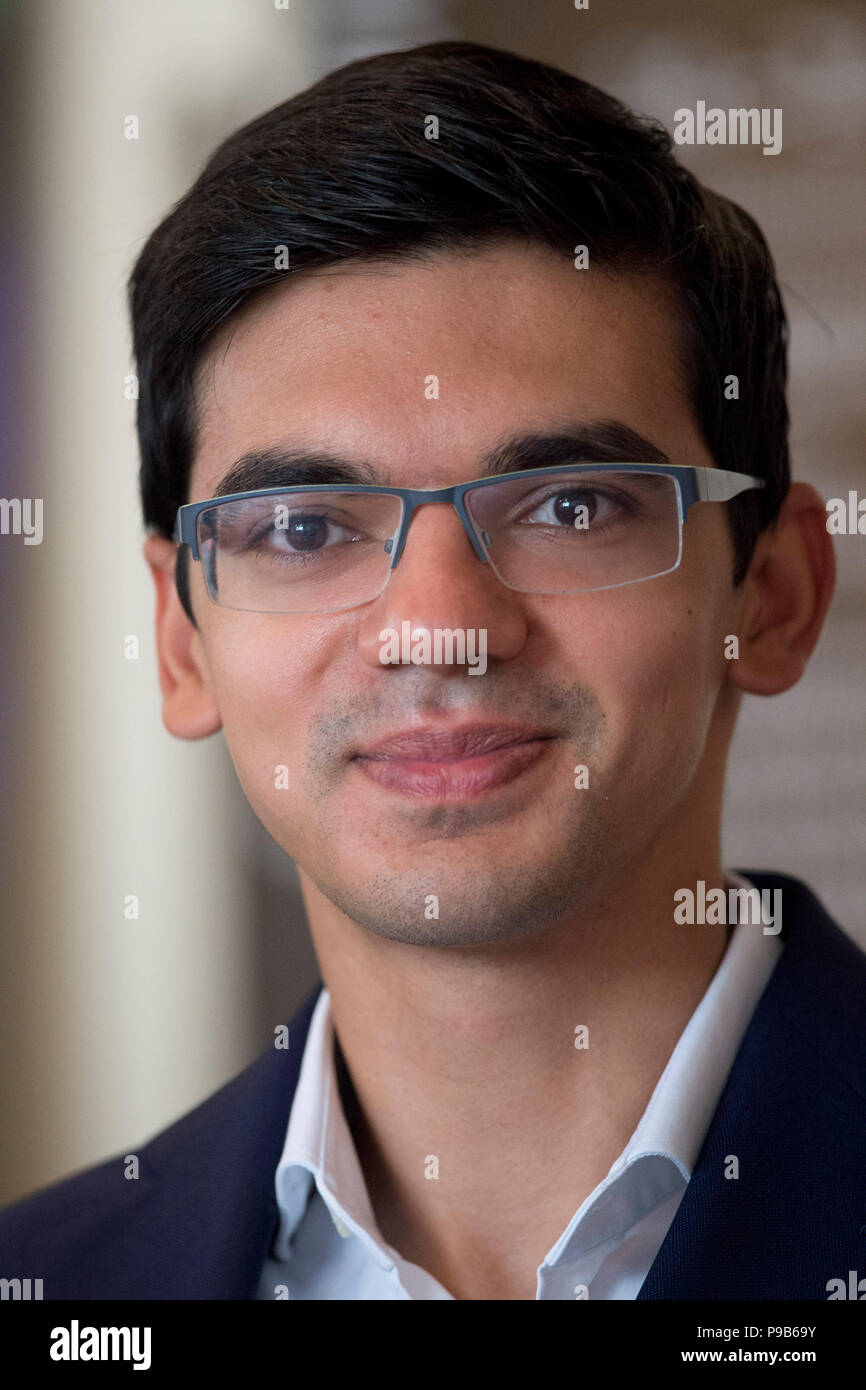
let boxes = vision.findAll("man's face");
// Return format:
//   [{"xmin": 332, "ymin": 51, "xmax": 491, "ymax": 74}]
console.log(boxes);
[{"xmin": 187, "ymin": 239, "xmax": 741, "ymax": 945}]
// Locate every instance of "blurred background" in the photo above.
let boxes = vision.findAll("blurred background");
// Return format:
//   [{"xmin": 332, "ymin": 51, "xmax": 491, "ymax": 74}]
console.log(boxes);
[{"xmin": 0, "ymin": 0, "xmax": 863, "ymax": 1205}]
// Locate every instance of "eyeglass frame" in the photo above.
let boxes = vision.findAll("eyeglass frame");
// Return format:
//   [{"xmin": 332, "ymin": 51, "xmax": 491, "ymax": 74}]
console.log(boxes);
[{"xmin": 173, "ymin": 462, "xmax": 766, "ymax": 601}]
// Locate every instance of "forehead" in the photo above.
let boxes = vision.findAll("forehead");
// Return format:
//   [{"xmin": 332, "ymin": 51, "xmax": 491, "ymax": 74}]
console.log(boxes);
[{"xmin": 190, "ymin": 239, "xmax": 702, "ymax": 499}]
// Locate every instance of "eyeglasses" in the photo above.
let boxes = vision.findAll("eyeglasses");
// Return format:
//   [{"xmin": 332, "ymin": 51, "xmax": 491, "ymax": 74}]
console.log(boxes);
[{"xmin": 173, "ymin": 464, "xmax": 765, "ymax": 615}]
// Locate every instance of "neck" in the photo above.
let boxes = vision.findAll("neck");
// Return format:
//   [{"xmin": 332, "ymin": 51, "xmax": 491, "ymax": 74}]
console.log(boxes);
[{"xmin": 299, "ymin": 828, "xmax": 730, "ymax": 1300}]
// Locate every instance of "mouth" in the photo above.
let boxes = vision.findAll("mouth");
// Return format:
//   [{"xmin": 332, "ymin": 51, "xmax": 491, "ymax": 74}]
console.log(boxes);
[{"xmin": 351, "ymin": 723, "xmax": 558, "ymax": 801}]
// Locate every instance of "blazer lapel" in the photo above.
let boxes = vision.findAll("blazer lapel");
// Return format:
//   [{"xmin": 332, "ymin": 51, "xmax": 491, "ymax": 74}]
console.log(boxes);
[
  {"xmin": 638, "ymin": 872, "xmax": 866, "ymax": 1299},
  {"xmin": 92, "ymin": 984, "xmax": 323, "ymax": 1299}
]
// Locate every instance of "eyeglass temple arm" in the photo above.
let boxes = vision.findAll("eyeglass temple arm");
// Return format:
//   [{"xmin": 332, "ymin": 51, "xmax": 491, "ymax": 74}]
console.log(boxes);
[{"xmin": 696, "ymin": 469, "xmax": 766, "ymax": 503}]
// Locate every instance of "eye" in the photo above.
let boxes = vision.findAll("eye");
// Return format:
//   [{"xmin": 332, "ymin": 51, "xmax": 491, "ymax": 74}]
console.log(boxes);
[
  {"xmin": 276, "ymin": 513, "xmax": 358, "ymax": 550},
  {"xmin": 521, "ymin": 488, "xmax": 622, "ymax": 528},
  {"xmin": 247, "ymin": 509, "xmax": 369, "ymax": 559}
]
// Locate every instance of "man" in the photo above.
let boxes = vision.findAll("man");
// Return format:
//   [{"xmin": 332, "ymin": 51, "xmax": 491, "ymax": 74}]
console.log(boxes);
[{"xmin": 0, "ymin": 40, "xmax": 862, "ymax": 1301}]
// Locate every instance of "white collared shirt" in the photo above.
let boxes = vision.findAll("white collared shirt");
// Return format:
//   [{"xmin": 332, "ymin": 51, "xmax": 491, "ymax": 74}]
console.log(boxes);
[{"xmin": 257, "ymin": 872, "xmax": 782, "ymax": 1300}]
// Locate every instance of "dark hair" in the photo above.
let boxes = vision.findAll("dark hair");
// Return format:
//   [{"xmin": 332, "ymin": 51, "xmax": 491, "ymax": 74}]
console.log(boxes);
[{"xmin": 128, "ymin": 40, "xmax": 788, "ymax": 621}]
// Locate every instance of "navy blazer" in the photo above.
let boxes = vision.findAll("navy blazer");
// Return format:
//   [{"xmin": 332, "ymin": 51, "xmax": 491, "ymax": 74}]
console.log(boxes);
[{"xmin": 1, "ymin": 871, "xmax": 864, "ymax": 1300}]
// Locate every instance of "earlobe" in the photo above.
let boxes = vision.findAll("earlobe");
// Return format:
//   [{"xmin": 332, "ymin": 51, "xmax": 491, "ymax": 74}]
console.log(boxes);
[
  {"xmin": 143, "ymin": 536, "xmax": 223, "ymax": 740},
  {"xmin": 725, "ymin": 482, "xmax": 836, "ymax": 698}
]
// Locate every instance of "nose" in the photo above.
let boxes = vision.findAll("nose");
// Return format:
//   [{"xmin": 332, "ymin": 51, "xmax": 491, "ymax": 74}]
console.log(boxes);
[{"xmin": 356, "ymin": 501, "xmax": 528, "ymax": 674}]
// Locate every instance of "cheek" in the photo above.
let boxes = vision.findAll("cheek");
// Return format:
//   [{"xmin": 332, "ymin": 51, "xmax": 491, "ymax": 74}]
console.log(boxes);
[
  {"xmin": 558, "ymin": 582, "xmax": 729, "ymax": 779},
  {"xmin": 203, "ymin": 617, "xmax": 320, "ymax": 800}
]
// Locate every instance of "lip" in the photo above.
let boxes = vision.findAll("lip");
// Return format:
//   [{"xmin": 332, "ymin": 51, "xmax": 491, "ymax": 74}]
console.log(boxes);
[
  {"xmin": 353, "ymin": 722, "xmax": 556, "ymax": 761},
  {"xmin": 352, "ymin": 722, "xmax": 557, "ymax": 800}
]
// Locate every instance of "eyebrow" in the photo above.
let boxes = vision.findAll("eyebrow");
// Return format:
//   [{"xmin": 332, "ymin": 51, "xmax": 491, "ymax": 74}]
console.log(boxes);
[{"xmin": 212, "ymin": 420, "xmax": 670, "ymax": 497}]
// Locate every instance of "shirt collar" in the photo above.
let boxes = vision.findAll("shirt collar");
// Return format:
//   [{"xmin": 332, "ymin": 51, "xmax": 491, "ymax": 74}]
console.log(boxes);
[
  {"xmin": 270, "ymin": 985, "xmax": 392, "ymax": 1268},
  {"xmin": 619, "ymin": 870, "xmax": 782, "ymax": 1178},
  {"xmin": 541, "ymin": 870, "xmax": 783, "ymax": 1265}
]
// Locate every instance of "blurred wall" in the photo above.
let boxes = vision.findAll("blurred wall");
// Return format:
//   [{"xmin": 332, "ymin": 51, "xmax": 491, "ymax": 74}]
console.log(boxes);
[
  {"xmin": 1, "ymin": 0, "xmax": 863, "ymax": 1206},
  {"xmin": 0, "ymin": 0, "xmax": 323, "ymax": 1206}
]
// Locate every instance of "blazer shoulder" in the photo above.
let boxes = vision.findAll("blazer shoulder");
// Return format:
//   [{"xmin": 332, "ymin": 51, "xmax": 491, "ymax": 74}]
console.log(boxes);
[{"xmin": 741, "ymin": 869, "xmax": 866, "ymax": 1092}]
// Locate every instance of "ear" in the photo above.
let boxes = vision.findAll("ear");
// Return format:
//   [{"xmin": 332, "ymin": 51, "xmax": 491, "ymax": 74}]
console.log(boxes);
[
  {"xmin": 143, "ymin": 536, "xmax": 223, "ymax": 739},
  {"xmin": 727, "ymin": 482, "xmax": 836, "ymax": 697}
]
